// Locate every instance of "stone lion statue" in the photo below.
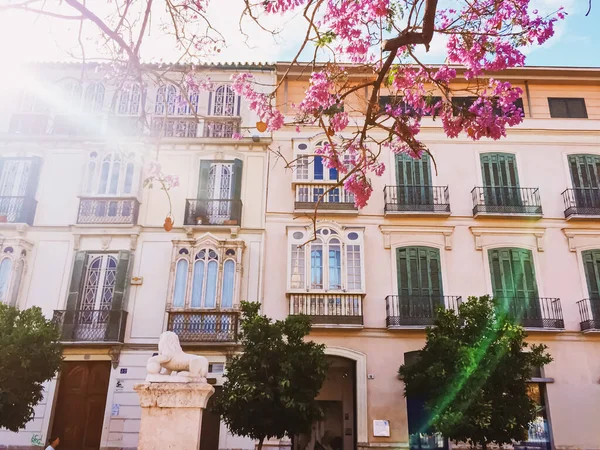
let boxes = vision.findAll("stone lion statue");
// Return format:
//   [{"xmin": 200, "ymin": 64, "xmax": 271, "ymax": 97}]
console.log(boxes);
[{"xmin": 145, "ymin": 331, "xmax": 209, "ymax": 383}]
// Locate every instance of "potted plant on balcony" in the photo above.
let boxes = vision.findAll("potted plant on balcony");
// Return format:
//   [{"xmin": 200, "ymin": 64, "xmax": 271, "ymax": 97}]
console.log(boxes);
[
  {"xmin": 196, "ymin": 216, "xmax": 204, "ymax": 225},
  {"xmin": 224, "ymin": 219, "xmax": 238, "ymax": 225},
  {"xmin": 0, "ymin": 215, "xmax": 7, "ymax": 223}
]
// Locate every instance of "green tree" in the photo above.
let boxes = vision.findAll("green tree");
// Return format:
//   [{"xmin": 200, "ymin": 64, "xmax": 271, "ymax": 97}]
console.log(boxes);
[
  {"xmin": 0, "ymin": 305, "xmax": 62, "ymax": 431},
  {"xmin": 398, "ymin": 296, "xmax": 552, "ymax": 449},
  {"xmin": 213, "ymin": 301, "xmax": 328, "ymax": 450}
]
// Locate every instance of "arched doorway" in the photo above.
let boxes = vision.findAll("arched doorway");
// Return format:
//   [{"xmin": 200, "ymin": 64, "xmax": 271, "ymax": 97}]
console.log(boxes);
[{"xmin": 295, "ymin": 355, "xmax": 361, "ymax": 450}]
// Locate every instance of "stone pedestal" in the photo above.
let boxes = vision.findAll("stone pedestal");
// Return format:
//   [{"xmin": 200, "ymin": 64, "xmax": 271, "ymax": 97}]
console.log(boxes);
[{"xmin": 134, "ymin": 382, "xmax": 215, "ymax": 450}]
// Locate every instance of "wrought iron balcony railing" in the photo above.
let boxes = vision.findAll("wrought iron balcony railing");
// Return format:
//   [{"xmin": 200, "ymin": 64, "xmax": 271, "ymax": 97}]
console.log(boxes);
[
  {"xmin": 495, "ymin": 296, "xmax": 564, "ymax": 329},
  {"xmin": 472, "ymin": 187, "xmax": 542, "ymax": 217},
  {"xmin": 167, "ymin": 310, "xmax": 239, "ymax": 342},
  {"xmin": 562, "ymin": 188, "xmax": 600, "ymax": 219},
  {"xmin": 53, "ymin": 309, "xmax": 128, "ymax": 343},
  {"xmin": 294, "ymin": 183, "xmax": 357, "ymax": 212},
  {"xmin": 9, "ymin": 113, "xmax": 49, "ymax": 135},
  {"xmin": 576, "ymin": 298, "xmax": 600, "ymax": 332},
  {"xmin": 385, "ymin": 295, "xmax": 462, "ymax": 328},
  {"xmin": 77, "ymin": 197, "xmax": 140, "ymax": 225},
  {"xmin": 288, "ymin": 293, "xmax": 364, "ymax": 326},
  {"xmin": 0, "ymin": 196, "xmax": 37, "ymax": 225},
  {"xmin": 384, "ymin": 185, "xmax": 450, "ymax": 215},
  {"xmin": 203, "ymin": 118, "xmax": 241, "ymax": 138},
  {"xmin": 151, "ymin": 117, "xmax": 198, "ymax": 138},
  {"xmin": 184, "ymin": 198, "xmax": 242, "ymax": 226}
]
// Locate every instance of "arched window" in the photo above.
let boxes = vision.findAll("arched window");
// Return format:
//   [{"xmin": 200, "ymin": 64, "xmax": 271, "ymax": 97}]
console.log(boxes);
[
  {"xmin": 205, "ymin": 251, "xmax": 219, "ymax": 308},
  {"xmin": 89, "ymin": 152, "xmax": 137, "ymax": 196},
  {"xmin": 173, "ymin": 259, "xmax": 188, "ymax": 307},
  {"xmin": 290, "ymin": 227, "xmax": 364, "ymax": 292},
  {"xmin": 62, "ymin": 80, "xmax": 82, "ymax": 109},
  {"xmin": 0, "ymin": 258, "xmax": 12, "ymax": 303},
  {"xmin": 221, "ymin": 260, "xmax": 235, "ymax": 308},
  {"xmin": 155, "ymin": 85, "xmax": 178, "ymax": 115},
  {"xmin": 84, "ymin": 83, "xmax": 105, "ymax": 112},
  {"xmin": 80, "ymin": 254, "xmax": 118, "ymax": 311},
  {"xmin": 118, "ymin": 84, "xmax": 142, "ymax": 115},
  {"xmin": 212, "ymin": 85, "xmax": 236, "ymax": 116},
  {"xmin": 9, "ymin": 260, "xmax": 23, "ymax": 307},
  {"xmin": 172, "ymin": 246, "xmax": 239, "ymax": 310}
]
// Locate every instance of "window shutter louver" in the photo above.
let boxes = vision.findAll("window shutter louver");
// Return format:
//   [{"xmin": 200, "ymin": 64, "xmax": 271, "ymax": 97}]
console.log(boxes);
[{"xmin": 198, "ymin": 160, "xmax": 212, "ymax": 199}]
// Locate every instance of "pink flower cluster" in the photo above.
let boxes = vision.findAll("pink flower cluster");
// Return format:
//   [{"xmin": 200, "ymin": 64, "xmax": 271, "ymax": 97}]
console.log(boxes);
[
  {"xmin": 144, "ymin": 161, "xmax": 180, "ymax": 191},
  {"xmin": 231, "ymin": 73, "xmax": 284, "ymax": 131},
  {"xmin": 297, "ymin": 71, "xmax": 348, "ymax": 132},
  {"xmin": 263, "ymin": 0, "xmax": 307, "ymax": 13}
]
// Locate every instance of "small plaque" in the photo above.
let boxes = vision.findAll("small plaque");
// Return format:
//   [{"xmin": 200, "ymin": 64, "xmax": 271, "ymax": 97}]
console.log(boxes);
[
  {"xmin": 111, "ymin": 404, "xmax": 120, "ymax": 417},
  {"xmin": 115, "ymin": 380, "xmax": 124, "ymax": 392},
  {"xmin": 120, "ymin": 368, "xmax": 128, "ymax": 374},
  {"xmin": 373, "ymin": 420, "xmax": 390, "ymax": 437}
]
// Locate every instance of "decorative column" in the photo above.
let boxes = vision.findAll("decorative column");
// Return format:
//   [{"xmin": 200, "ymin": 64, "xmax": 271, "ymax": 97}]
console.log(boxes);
[{"xmin": 134, "ymin": 382, "xmax": 215, "ymax": 450}]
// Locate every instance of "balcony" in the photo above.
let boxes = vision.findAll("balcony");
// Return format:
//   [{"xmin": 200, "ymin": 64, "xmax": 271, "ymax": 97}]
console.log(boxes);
[
  {"xmin": 151, "ymin": 117, "xmax": 198, "ymax": 138},
  {"xmin": 562, "ymin": 188, "xmax": 600, "ymax": 219},
  {"xmin": 9, "ymin": 113, "xmax": 49, "ymax": 135},
  {"xmin": 53, "ymin": 309, "xmax": 128, "ymax": 343},
  {"xmin": 184, "ymin": 198, "xmax": 242, "ymax": 226},
  {"xmin": 576, "ymin": 299, "xmax": 600, "ymax": 332},
  {"xmin": 288, "ymin": 293, "xmax": 364, "ymax": 327},
  {"xmin": 0, "ymin": 196, "xmax": 37, "ymax": 225},
  {"xmin": 203, "ymin": 117, "xmax": 241, "ymax": 138},
  {"xmin": 385, "ymin": 295, "xmax": 461, "ymax": 328},
  {"xmin": 294, "ymin": 184, "xmax": 357, "ymax": 213},
  {"xmin": 472, "ymin": 187, "xmax": 542, "ymax": 218},
  {"xmin": 384, "ymin": 186, "xmax": 450, "ymax": 216},
  {"xmin": 496, "ymin": 297, "xmax": 564, "ymax": 329},
  {"xmin": 77, "ymin": 197, "xmax": 140, "ymax": 225},
  {"xmin": 167, "ymin": 310, "xmax": 239, "ymax": 343}
]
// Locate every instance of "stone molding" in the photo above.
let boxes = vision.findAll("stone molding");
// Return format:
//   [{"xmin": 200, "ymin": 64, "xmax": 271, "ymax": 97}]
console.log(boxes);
[{"xmin": 134, "ymin": 382, "xmax": 214, "ymax": 409}]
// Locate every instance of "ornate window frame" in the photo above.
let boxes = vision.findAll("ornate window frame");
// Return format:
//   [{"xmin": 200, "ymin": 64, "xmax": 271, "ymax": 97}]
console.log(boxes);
[
  {"xmin": 167, "ymin": 234, "xmax": 244, "ymax": 311},
  {"xmin": 287, "ymin": 222, "xmax": 365, "ymax": 293},
  {"xmin": 83, "ymin": 151, "xmax": 141, "ymax": 197},
  {"xmin": 0, "ymin": 238, "xmax": 32, "ymax": 307}
]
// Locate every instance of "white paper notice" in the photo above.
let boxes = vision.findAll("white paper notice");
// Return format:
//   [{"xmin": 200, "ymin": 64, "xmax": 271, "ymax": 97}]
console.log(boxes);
[{"xmin": 373, "ymin": 420, "xmax": 390, "ymax": 437}]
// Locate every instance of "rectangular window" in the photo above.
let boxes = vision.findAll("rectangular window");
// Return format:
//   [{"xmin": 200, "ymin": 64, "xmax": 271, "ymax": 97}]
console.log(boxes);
[
  {"xmin": 310, "ymin": 242, "xmax": 323, "ymax": 289},
  {"xmin": 290, "ymin": 244, "xmax": 305, "ymax": 289},
  {"xmin": 548, "ymin": 98, "xmax": 588, "ymax": 118},
  {"xmin": 346, "ymin": 245, "xmax": 362, "ymax": 290},
  {"xmin": 296, "ymin": 155, "xmax": 309, "ymax": 180}
]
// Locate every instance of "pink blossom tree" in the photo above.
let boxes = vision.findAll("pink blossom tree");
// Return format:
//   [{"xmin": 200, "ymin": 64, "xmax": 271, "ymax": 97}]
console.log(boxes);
[{"xmin": 2, "ymin": 0, "xmax": 567, "ymax": 208}]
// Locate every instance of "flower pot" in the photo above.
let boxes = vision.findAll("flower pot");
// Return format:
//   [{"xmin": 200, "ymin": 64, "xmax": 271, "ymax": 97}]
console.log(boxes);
[
  {"xmin": 163, "ymin": 216, "xmax": 173, "ymax": 232},
  {"xmin": 0, "ymin": 215, "xmax": 7, "ymax": 223},
  {"xmin": 224, "ymin": 219, "xmax": 238, "ymax": 225},
  {"xmin": 196, "ymin": 217, "xmax": 204, "ymax": 225}
]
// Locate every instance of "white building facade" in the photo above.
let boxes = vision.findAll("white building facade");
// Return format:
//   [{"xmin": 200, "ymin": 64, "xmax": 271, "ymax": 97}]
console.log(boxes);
[{"xmin": 0, "ymin": 62, "xmax": 273, "ymax": 450}]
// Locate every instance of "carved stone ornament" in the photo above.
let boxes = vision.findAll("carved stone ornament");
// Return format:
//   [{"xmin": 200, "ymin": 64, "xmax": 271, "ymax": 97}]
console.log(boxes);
[{"xmin": 146, "ymin": 331, "xmax": 209, "ymax": 383}]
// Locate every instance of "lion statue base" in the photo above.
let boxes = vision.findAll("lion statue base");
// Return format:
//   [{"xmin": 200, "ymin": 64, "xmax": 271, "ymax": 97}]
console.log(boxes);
[{"xmin": 145, "ymin": 331, "xmax": 209, "ymax": 383}]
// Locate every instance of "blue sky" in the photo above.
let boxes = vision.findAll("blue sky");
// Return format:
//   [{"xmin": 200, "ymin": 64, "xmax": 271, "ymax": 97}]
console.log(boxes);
[{"xmin": 0, "ymin": 0, "xmax": 597, "ymax": 68}]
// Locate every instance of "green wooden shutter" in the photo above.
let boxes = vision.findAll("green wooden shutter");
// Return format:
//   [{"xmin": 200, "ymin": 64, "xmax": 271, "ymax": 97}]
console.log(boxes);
[
  {"xmin": 198, "ymin": 160, "xmax": 212, "ymax": 199},
  {"xmin": 396, "ymin": 247, "xmax": 443, "ymax": 318},
  {"xmin": 231, "ymin": 159, "xmax": 243, "ymax": 200},
  {"xmin": 480, "ymin": 153, "xmax": 520, "ymax": 207},
  {"xmin": 106, "ymin": 251, "xmax": 132, "ymax": 341},
  {"xmin": 568, "ymin": 155, "xmax": 600, "ymax": 209},
  {"xmin": 582, "ymin": 250, "xmax": 600, "ymax": 322},
  {"xmin": 230, "ymin": 159, "xmax": 243, "ymax": 224},
  {"xmin": 21, "ymin": 157, "xmax": 41, "ymax": 224},
  {"xmin": 488, "ymin": 248, "xmax": 540, "ymax": 325},
  {"xmin": 582, "ymin": 250, "xmax": 600, "ymax": 299},
  {"xmin": 396, "ymin": 153, "xmax": 432, "ymax": 206},
  {"xmin": 66, "ymin": 251, "xmax": 87, "ymax": 310}
]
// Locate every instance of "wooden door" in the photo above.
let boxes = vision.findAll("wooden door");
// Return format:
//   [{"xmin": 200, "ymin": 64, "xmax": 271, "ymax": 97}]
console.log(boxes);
[
  {"xmin": 51, "ymin": 361, "xmax": 111, "ymax": 450},
  {"xmin": 200, "ymin": 386, "xmax": 222, "ymax": 450}
]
